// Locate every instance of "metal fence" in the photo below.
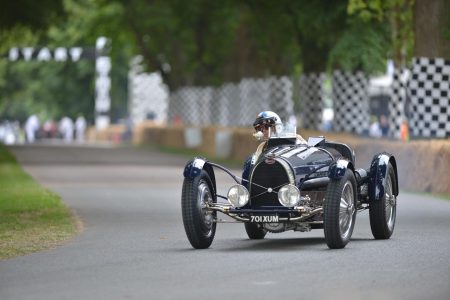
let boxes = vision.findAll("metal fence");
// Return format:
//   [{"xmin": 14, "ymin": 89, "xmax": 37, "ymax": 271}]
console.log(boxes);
[
  {"xmin": 128, "ymin": 56, "xmax": 168, "ymax": 124},
  {"xmin": 167, "ymin": 76, "xmax": 294, "ymax": 127}
]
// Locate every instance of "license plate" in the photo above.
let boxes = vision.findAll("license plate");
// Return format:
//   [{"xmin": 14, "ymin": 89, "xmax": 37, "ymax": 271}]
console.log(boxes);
[{"xmin": 250, "ymin": 215, "xmax": 279, "ymax": 223}]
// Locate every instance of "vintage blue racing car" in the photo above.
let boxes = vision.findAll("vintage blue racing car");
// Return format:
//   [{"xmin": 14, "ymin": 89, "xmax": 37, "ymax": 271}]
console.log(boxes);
[{"xmin": 181, "ymin": 129, "xmax": 398, "ymax": 249}]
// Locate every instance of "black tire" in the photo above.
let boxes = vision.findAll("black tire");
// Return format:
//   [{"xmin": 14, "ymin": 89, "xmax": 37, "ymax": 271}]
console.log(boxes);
[
  {"xmin": 324, "ymin": 169, "xmax": 357, "ymax": 249},
  {"xmin": 244, "ymin": 223, "xmax": 267, "ymax": 239},
  {"xmin": 181, "ymin": 170, "xmax": 216, "ymax": 249},
  {"xmin": 369, "ymin": 163, "xmax": 396, "ymax": 239}
]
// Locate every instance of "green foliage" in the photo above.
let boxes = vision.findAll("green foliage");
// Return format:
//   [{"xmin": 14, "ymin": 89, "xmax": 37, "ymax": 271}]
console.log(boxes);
[
  {"xmin": 0, "ymin": 26, "xmax": 41, "ymax": 55},
  {"xmin": 329, "ymin": 21, "xmax": 390, "ymax": 73},
  {"xmin": 348, "ymin": 0, "xmax": 384, "ymax": 22},
  {"xmin": 0, "ymin": 0, "xmax": 66, "ymax": 31},
  {"xmin": 114, "ymin": 0, "xmax": 245, "ymax": 87},
  {"xmin": 114, "ymin": 0, "xmax": 347, "ymax": 84},
  {"xmin": 0, "ymin": 0, "xmax": 417, "ymax": 121},
  {"xmin": 0, "ymin": 59, "xmax": 95, "ymax": 123},
  {"xmin": 235, "ymin": 1, "xmax": 300, "ymax": 76},
  {"xmin": 347, "ymin": 0, "xmax": 414, "ymax": 67},
  {"xmin": 0, "ymin": 0, "xmax": 131, "ymax": 123},
  {"xmin": 282, "ymin": 0, "xmax": 348, "ymax": 73}
]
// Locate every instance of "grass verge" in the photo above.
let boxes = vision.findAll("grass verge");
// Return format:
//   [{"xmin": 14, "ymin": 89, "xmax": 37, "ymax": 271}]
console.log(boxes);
[
  {"xmin": 0, "ymin": 145, "xmax": 77, "ymax": 260},
  {"xmin": 404, "ymin": 190, "xmax": 450, "ymax": 201}
]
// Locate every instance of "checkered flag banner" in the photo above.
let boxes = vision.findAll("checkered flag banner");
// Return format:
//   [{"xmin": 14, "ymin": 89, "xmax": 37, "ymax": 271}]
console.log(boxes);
[
  {"xmin": 408, "ymin": 57, "xmax": 450, "ymax": 138},
  {"xmin": 299, "ymin": 73, "xmax": 325, "ymax": 130},
  {"xmin": 332, "ymin": 70, "xmax": 370, "ymax": 134},
  {"xmin": 388, "ymin": 69, "xmax": 409, "ymax": 139}
]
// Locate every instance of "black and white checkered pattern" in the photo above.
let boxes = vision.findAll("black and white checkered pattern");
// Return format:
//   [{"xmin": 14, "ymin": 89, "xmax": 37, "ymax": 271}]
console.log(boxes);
[
  {"xmin": 408, "ymin": 57, "xmax": 450, "ymax": 138},
  {"xmin": 299, "ymin": 73, "xmax": 324, "ymax": 130},
  {"xmin": 332, "ymin": 70, "xmax": 370, "ymax": 134},
  {"xmin": 388, "ymin": 69, "xmax": 408, "ymax": 138}
]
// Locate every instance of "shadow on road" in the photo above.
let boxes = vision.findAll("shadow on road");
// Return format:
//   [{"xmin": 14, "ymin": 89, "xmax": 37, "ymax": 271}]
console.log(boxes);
[{"xmin": 169, "ymin": 236, "xmax": 375, "ymax": 253}]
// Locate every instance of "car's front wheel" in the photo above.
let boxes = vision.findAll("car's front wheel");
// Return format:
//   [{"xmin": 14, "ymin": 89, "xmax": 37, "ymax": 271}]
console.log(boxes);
[
  {"xmin": 369, "ymin": 163, "xmax": 397, "ymax": 239},
  {"xmin": 181, "ymin": 170, "xmax": 216, "ymax": 249},
  {"xmin": 324, "ymin": 169, "xmax": 357, "ymax": 249}
]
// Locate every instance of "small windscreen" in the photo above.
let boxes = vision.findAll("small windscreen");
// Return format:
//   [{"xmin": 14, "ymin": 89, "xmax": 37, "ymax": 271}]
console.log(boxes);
[{"xmin": 267, "ymin": 123, "xmax": 297, "ymax": 147}]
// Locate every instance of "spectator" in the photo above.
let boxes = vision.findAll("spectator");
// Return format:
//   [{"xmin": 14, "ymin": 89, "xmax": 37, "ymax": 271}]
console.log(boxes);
[
  {"xmin": 24, "ymin": 114, "xmax": 40, "ymax": 143},
  {"xmin": 43, "ymin": 119, "xmax": 57, "ymax": 138},
  {"xmin": 379, "ymin": 114, "xmax": 389, "ymax": 137},
  {"xmin": 59, "ymin": 116, "xmax": 74, "ymax": 143},
  {"xmin": 369, "ymin": 115, "xmax": 382, "ymax": 138},
  {"xmin": 122, "ymin": 116, "xmax": 134, "ymax": 142},
  {"xmin": 75, "ymin": 115, "xmax": 87, "ymax": 143},
  {"xmin": 400, "ymin": 118, "xmax": 409, "ymax": 141}
]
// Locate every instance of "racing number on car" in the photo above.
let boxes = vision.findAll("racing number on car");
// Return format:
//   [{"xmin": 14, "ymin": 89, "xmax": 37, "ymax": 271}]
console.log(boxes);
[{"xmin": 250, "ymin": 215, "xmax": 279, "ymax": 222}]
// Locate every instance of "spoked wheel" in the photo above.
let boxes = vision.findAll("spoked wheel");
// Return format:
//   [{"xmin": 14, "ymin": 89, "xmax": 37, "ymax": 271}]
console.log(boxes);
[
  {"xmin": 244, "ymin": 223, "xmax": 267, "ymax": 239},
  {"xmin": 370, "ymin": 163, "xmax": 397, "ymax": 239},
  {"xmin": 324, "ymin": 169, "xmax": 357, "ymax": 249},
  {"xmin": 181, "ymin": 170, "xmax": 216, "ymax": 249}
]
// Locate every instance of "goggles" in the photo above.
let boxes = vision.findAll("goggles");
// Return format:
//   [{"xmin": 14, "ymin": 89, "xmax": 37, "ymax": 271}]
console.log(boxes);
[{"xmin": 254, "ymin": 123, "xmax": 272, "ymax": 131}]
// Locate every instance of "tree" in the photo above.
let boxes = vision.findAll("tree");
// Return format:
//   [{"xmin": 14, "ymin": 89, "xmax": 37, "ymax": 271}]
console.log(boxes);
[
  {"xmin": 284, "ymin": 0, "xmax": 348, "ymax": 73},
  {"xmin": 116, "ymin": 0, "xmax": 245, "ymax": 89},
  {"xmin": 414, "ymin": 0, "xmax": 450, "ymax": 59},
  {"xmin": 1, "ymin": 0, "xmax": 420, "ymax": 123},
  {"xmin": 0, "ymin": 0, "xmax": 65, "ymax": 31},
  {"xmin": 345, "ymin": 0, "xmax": 415, "ymax": 69},
  {"xmin": 328, "ymin": 20, "xmax": 390, "ymax": 73}
]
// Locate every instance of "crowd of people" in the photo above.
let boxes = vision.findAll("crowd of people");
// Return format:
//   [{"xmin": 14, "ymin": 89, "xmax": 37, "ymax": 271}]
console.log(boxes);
[
  {"xmin": 2, "ymin": 111, "xmax": 410, "ymax": 146},
  {"xmin": 0, "ymin": 115, "xmax": 87, "ymax": 145}
]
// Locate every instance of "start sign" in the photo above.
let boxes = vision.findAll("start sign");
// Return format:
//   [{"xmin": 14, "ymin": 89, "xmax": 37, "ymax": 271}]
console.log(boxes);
[{"xmin": 8, "ymin": 47, "xmax": 89, "ymax": 62}]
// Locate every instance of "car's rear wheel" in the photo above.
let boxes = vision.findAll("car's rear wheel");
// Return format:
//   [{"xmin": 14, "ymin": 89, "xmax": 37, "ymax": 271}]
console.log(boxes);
[
  {"xmin": 369, "ymin": 163, "xmax": 396, "ymax": 239},
  {"xmin": 244, "ymin": 223, "xmax": 267, "ymax": 239},
  {"xmin": 181, "ymin": 170, "xmax": 216, "ymax": 249},
  {"xmin": 324, "ymin": 169, "xmax": 357, "ymax": 249}
]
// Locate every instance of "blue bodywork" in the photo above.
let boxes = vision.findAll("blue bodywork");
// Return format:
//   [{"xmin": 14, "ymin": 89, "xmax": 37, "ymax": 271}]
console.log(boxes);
[
  {"xmin": 183, "ymin": 146, "xmax": 398, "ymax": 205},
  {"xmin": 328, "ymin": 159, "xmax": 354, "ymax": 179},
  {"xmin": 183, "ymin": 157, "xmax": 206, "ymax": 178},
  {"xmin": 368, "ymin": 153, "xmax": 398, "ymax": 201},
  {"xmin": 241, "ymin": 156, "xmax": 253, "ymax": 189},
  {"xmin": 183, "ymin": 157, "xmax": 217, "ymax": 194}
]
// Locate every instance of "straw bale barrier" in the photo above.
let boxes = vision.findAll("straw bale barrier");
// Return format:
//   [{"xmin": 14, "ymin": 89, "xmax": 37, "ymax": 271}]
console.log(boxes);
[{"xmin": 130, "ymin": 122, "xmax": 450, "ymax": 195}]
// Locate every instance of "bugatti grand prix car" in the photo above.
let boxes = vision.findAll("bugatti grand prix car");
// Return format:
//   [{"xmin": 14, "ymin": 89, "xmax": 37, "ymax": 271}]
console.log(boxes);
[{"xmin": 181, "ymin": 130, "xmax": 398, "ymax": 249}]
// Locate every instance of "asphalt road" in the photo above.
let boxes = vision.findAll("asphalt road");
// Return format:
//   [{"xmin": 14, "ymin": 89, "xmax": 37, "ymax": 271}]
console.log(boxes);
[{"xmin": 1, "ymin": 143, "xmax": 450, "ymax": 300}]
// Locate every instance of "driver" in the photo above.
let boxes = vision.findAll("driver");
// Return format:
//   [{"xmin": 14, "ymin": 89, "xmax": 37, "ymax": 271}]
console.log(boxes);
[{"xmin": 252, "ymin": 111, "xmax": 306, "ymax": 158}]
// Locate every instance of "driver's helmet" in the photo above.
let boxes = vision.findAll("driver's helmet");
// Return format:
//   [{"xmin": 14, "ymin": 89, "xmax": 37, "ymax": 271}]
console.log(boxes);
[{"xmin": 253, "ymin": 111, "xmax": 283, "ymax": 133}]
